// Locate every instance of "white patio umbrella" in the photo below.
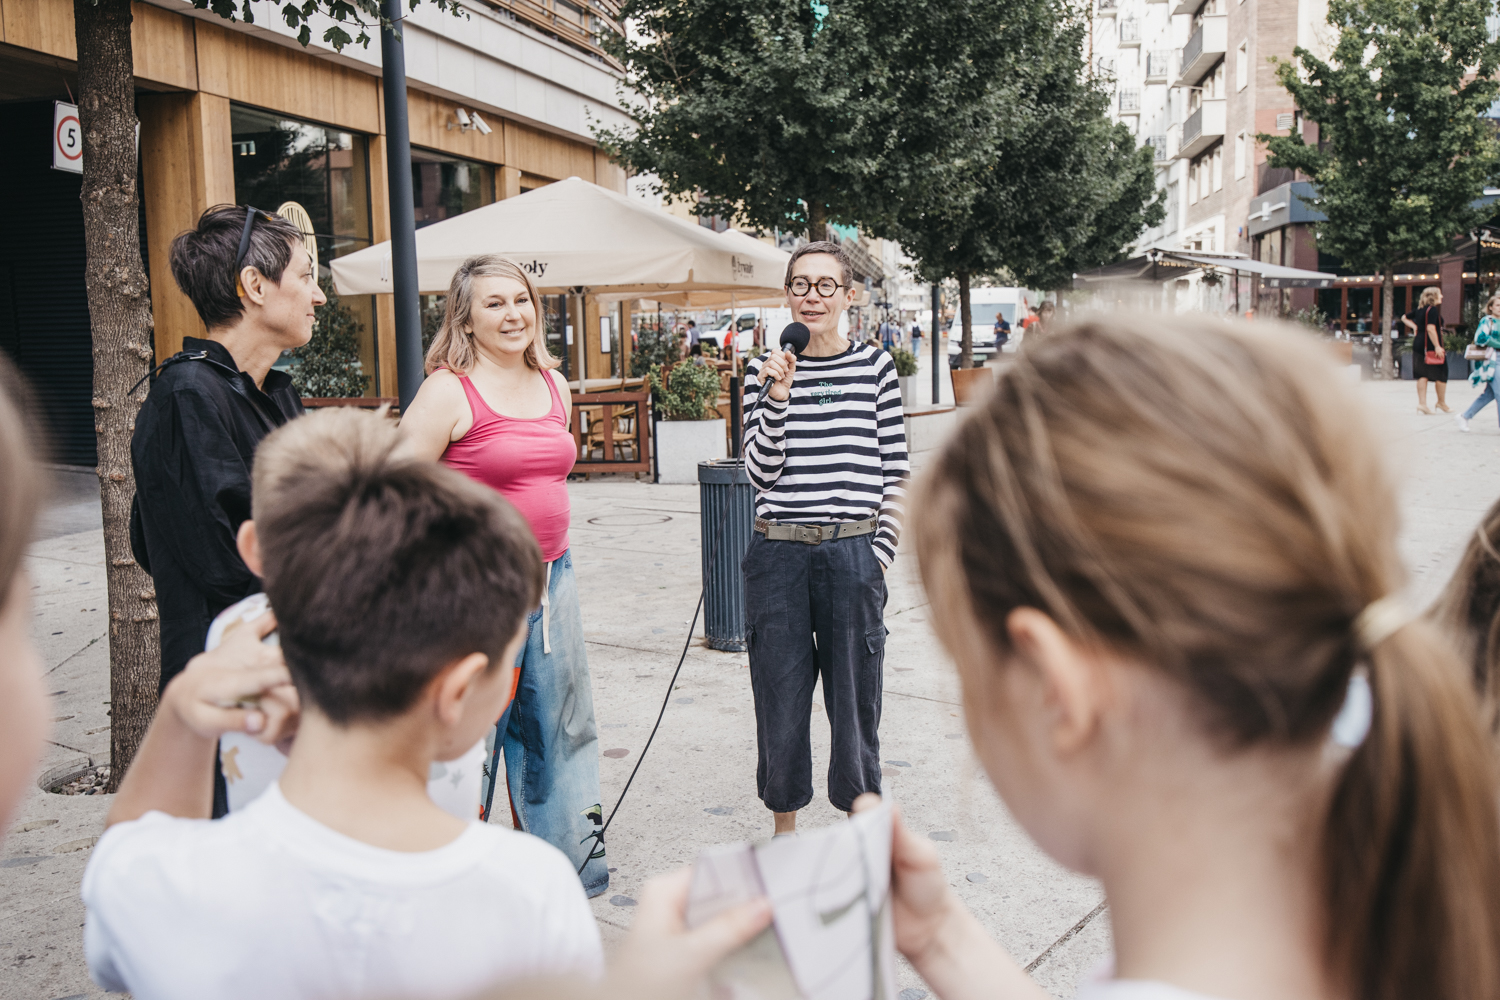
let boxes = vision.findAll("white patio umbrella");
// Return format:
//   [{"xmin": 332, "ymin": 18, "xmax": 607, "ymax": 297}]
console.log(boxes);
[{"xmin": 330, "ymin": 178, "xmax": 789, "ymax": 298}]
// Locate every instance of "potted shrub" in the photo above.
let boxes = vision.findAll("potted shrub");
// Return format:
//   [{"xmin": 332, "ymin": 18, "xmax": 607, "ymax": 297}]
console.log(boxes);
[
  {"xmin": 1444, "ymin": 332, "xmax": 1472, "ymax": 380},
  {"xmin": 889, "ymin": 347, "xmax": 919, "ymax": 408},
  {"xmin": 648, "ymin": 361, "xmax": 726, "ymax": 484}
]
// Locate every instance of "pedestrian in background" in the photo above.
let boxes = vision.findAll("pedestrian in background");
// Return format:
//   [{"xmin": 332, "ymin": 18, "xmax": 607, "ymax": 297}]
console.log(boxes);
[
  {"xmin": 1457, "ymin": 294, "xmax": 1500, "ymax": 432},
  {"xmin": 398, "ymin": 254, "xmax": 609, "ymax": 896},
  {"xmin": 993, "ymin": 310, "xmax": 1011, "ymax": 351},
  {"xmin": 911, "ymin": 321, "xmax": 923, "ymax": 359},
  {"xmin": 1403, "ymin": 286, "xmax": 1449, "ymax": 414}
]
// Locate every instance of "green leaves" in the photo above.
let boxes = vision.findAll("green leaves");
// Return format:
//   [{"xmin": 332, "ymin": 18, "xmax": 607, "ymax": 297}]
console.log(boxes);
[
  {"xmin": 192, "ymin": 0, "xmax": 461, "ymax": 51},
  {"xmin": 1261, "ymin": 0, "xmax": 1500, "ymax": 272}
]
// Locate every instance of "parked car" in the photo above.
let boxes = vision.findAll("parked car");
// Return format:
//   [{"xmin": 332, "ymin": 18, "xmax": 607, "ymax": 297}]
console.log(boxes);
[{"xmin": 703, "ymin": 310, "xmax": 763, "ymax": 354}]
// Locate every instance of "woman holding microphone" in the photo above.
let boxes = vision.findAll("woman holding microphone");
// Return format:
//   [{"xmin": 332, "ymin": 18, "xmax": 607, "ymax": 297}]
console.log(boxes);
[
  {"xmin": 398, "ymin": 254, "xmax": 607, "ymax": 896},
  {"xmin": 741, "ymin": 241, "xmax": 910, "ymax": 836}
]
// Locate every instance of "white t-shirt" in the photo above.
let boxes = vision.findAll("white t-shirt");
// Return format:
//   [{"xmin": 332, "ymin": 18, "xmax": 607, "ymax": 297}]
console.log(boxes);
[{"xmin": 82, "ymin": 783, "xmax": 602, "ymax": 1000}]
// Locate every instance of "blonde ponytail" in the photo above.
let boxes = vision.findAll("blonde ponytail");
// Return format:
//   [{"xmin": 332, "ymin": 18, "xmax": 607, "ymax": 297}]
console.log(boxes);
[{"xmin": 1325, "ymin": 622, "xmax": 1500, "ymax": 999}]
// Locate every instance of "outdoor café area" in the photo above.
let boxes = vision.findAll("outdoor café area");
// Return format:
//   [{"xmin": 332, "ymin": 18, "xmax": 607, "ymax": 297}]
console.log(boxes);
[{"xmin": 331, "ymin": 177, "xmax": 798, "ymax": 481}]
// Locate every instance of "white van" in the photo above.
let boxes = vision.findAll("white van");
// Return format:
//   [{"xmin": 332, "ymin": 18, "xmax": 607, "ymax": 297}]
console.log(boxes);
[{"xmin": 947, "ymin": 287, "xmax": 1040, "ymax": 366}]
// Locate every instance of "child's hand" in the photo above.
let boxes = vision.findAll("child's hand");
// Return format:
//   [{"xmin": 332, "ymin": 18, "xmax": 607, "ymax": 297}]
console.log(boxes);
[
  {"xmin": 609, "ymin": 867, "xmax": 772, "ymax": 1000},
  {"xmin": 167, "ymin": 611, "xmax": 298, "ymax": 744},
  {"xmin": 852, "ymin": 793, "xmax": 958, "ymax": 966}
]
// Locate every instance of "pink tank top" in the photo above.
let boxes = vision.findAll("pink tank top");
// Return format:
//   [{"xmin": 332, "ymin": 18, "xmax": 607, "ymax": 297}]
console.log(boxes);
[{"xmin": 440, "ymin": 371, "xmax": 575, "ymax": 562}]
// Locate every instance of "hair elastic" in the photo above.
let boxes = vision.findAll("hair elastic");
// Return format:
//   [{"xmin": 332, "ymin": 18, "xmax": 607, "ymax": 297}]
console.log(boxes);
[
  {"xmin": 1352, "ymin": 595, "xmax": 1412, "ymax": 651},
  {"xmin": 1330, "ymin": 668, "xmax": 1374, "ymax": 750}
]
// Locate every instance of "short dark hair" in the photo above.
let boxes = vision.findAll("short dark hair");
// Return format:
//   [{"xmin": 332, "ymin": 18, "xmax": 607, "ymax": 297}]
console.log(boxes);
[
  {"xmin": 252, "ymin": 408, "xmax": 544, "ymax": 725},
  {"xmin": 785, "ymin": 240, "xmax": 853, "ymax": 288},
  {"xmin": 169, "ymin": 204, "xmax": 306, "ymax": 330}
]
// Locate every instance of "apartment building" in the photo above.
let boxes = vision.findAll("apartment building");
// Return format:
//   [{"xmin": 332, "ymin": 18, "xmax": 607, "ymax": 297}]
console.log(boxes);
[{"xmin": 1089, "ymin": 0, "xmax": 1331, "ymax": 314}]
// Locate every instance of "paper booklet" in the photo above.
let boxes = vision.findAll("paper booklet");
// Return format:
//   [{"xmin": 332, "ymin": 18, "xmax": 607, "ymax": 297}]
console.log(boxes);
[
  {"xmin": 207, "ymin": 593, "xmax": 488, "ymax": 819},
  {"xmin": 686, "ymin": 800, "xmax": 898, "ymax": 1000}
]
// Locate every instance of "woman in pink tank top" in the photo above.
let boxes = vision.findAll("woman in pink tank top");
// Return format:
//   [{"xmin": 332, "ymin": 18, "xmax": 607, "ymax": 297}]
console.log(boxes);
[{"xmin": 398, "ymin": 255, "xmax": 607, "ymax": 897}]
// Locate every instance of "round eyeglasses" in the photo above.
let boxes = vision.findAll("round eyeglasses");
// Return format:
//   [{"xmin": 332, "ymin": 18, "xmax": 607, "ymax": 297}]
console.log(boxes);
[{"xmin": 787, "ymin": 276, "xmax": 845, "ymax": 298}]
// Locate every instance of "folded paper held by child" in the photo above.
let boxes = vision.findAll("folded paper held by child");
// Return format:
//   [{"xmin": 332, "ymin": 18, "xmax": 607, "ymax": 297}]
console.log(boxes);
[{"xmin": 685, "ymin": 800, "xmax": 897, "ymax": 1000}]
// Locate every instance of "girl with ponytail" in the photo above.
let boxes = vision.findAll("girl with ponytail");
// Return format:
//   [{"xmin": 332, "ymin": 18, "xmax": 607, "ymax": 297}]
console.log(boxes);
[{"xmin": 870, "ymin": 314, "xmax": 1500, "ymax": 1000}]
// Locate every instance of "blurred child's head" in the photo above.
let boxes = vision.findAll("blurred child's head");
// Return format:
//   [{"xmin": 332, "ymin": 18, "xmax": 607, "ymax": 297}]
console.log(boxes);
[
  {"xmin": 243, "ymin": 408, "xmax": 542, "ymax": 752},
  {"xmin": 1432, "ymin": 496, "xmax": 1500, "ymax": 733},
  {"xmin": 916, "ymin": 314, "xmax": 1500, "ymax": 1000},
  {"xmin": 0, "ymin": 358, "xmax": 47, "ymax": 838}
]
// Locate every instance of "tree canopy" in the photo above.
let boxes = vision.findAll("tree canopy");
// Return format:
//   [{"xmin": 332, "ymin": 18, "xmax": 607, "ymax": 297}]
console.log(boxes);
[{"xmin": 1261, "ymin": 0, "xmax": 1500, "ymax": 373}]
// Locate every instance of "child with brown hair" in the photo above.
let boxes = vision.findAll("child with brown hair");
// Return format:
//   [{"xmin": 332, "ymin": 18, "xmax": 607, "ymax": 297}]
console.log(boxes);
[
  {"xmin": 864, "ymin": 314, "xmax": 1500, "ymax": 1000},
  {"xmin": 83, "ymin": 408, "xmax": 604, "ymax": 1000}
]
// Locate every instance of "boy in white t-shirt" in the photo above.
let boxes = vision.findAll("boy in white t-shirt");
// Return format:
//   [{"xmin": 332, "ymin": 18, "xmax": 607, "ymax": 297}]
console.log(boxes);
[{"xmin": 82, "ymin": 407, "xmax": 603, "ymax": 1000}]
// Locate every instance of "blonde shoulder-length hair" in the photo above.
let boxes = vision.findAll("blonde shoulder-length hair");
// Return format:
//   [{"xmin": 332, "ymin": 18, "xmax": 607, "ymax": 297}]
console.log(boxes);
[
  {"xmin": 1418, "ymin": 286, "xmax": 1442, "ymax": 308},
  {"xmin": 424, "ymin": 255, "xmax": 560, "ymax": 375}
]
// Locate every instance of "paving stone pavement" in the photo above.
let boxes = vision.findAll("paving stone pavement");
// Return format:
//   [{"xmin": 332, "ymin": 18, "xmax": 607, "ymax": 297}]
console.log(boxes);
[{"xmin": 4, "ymin": 374, "xmax": 1497, "ymax": 1000}]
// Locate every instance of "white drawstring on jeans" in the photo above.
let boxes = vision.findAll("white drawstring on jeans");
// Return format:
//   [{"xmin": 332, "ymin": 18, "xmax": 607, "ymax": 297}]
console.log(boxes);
[{"xmin": 540, "ymin": 560, "xmax": 553, "ymax": 655}]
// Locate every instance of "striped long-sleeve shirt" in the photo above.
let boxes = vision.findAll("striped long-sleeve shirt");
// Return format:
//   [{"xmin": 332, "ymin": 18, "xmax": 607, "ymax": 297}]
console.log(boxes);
[{"xmin": 743, "ymin": 343, "xmax": 910, "ymax": 566}]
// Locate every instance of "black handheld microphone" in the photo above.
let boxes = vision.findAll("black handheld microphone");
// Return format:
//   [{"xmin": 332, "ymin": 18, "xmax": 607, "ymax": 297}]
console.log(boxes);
[{"xmin": 751, "ymin": 322, "xmax": 810, "ymax": 409}]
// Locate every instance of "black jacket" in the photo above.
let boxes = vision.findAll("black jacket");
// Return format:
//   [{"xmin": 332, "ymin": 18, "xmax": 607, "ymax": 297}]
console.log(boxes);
[{"xmin": 130, "ymin": 337, "xmax": 303, "ymax": 692}]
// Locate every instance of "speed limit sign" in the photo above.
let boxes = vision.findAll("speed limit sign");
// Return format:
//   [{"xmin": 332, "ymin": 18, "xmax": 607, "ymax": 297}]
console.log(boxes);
[{"xmin": 53, "ymin": 101, "xmax": 82, "ymax": 174}]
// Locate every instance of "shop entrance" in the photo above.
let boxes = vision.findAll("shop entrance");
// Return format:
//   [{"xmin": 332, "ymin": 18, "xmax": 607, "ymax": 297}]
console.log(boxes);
[{"xmin": 0, "ymin": 90, "xmax": 97, "ymax": 466}]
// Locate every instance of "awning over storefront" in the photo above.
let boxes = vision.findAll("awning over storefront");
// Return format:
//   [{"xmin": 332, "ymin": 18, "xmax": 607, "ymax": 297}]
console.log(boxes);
[
  {"xmin": 330, "ymin": 177, "xmax": 790, "ymax": 297},
  {"xmin": 1072, "ymin": 253, "xmax": 1201, "ymax": 285},
  {"xmin": 1170, "ymin": 253, "xmax": 1336, "ymax": 288}
]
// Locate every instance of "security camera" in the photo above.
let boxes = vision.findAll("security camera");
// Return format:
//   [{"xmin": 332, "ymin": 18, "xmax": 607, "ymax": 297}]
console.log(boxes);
[
  {"xmin": 449, "ymin": 107, "xmax": 472, "ymax": 131},
  {"xmin": 471, "ymin": 112, "xmax": 492, "ymax": 136}
]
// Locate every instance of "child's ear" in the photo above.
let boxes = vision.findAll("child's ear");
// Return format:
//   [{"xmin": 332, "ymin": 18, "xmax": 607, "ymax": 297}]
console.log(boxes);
[
  {"xmin": 432, "ymin": 653, "xmax": 491, "ymax": 727},
  {"xmin": 1005, "ymin": 607, "xmax": 1107, "ymax": 755},
  {"xmin": 237, "ymin": 521, "xmax": 264, "ymax": 577}
]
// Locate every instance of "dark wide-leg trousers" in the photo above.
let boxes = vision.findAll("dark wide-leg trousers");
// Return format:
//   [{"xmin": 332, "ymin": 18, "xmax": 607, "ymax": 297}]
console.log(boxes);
[{"xmin": 742, "ymin": 530, "xmax": 888, "ymax": 813}]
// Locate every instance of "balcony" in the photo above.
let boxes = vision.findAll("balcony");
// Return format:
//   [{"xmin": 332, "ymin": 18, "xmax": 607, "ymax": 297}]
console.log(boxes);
[
  {"xmin": 1176, "ymin": 99, "xmax": 1226, "ymax": 159},
  {"xmin": 1119, "ymin": 17, "xmax": 1142, "ymax": 46},
  {"xmin": 1145, "ymin": 134, "xmax": 1169, "ymax": 161},
  {"xmin": 1174, "ymin": 15, "xmax": 1227, "ymax": 86},
  {"xmin": 1146, "ymin": 49, "xmax": 1170, "ymax": 81},
  {"xmin": 1097, "ymin": 0, "xmax": 1118, "ymax": 14},
  {"xmin": 1119, "ymin": 88, "xmax": 1142, "ymax": 114}
]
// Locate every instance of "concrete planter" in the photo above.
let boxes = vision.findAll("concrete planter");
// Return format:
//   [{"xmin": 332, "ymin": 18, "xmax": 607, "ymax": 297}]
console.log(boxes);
[
  {"xmin": 898, "ymin": 375, "xmax": 915, "ymax": 409},
  {"xmin": 656, "ymin": 418, "xmax": 726, "ymax": 484}
]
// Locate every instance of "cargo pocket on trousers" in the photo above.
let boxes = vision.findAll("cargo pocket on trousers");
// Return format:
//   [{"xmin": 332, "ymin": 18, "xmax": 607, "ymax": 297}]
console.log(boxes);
[{"xmin": 865, "ymin": 625, "xmax": 888, "ymax": 660}]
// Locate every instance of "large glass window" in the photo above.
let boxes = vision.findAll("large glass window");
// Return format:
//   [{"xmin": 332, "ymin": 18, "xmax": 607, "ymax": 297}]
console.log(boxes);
[
  {"xmin": 412, "ymin": 148, "xmax": 494, "ymax": 228},
  {"xmin": 231, "ymin": 105, "xmax": 378, "ymax": 397}
]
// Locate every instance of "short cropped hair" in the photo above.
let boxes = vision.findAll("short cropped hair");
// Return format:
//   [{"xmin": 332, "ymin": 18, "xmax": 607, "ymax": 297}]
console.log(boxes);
[
  {"xmin": 786, "ymin": 240, "xmax": 853, "ymax": 288},
  {"xmin": 251, "ymin": 408, "xmax": 543, "ymax": 724},
  {"xmin": 169, "ymin": 205, "xmax": 306, "ymax": 330}
]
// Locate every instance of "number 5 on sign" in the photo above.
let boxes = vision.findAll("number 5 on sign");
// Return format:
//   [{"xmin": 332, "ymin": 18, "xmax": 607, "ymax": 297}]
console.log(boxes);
[
  {"xmin": 53, "ymin": 101, "xmax": 82, "ymax": 174},
  {"xmin": 52, "ymin": 101, "xmax": 137, "ymax": 175}
]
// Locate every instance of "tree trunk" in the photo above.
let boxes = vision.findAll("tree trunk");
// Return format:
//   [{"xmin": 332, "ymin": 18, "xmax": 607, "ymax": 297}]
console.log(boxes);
[
  {"xmin": 808, "ymin": 201, "xmax": 828, "ymax": 243},
  {"xmin": 74, "ymin": 0, "xmax": 160, "ymax": 792},
  {"xmin": 958, "ymin": 271, "xmax": 974, "ymax": 369},
  {"xmin": 1380, "ymin": 265, "xmax": 1396, "ymax": 380}
]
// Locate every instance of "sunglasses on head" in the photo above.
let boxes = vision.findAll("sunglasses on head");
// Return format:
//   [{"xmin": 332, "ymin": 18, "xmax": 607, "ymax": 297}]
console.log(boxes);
[{"xmin": 233, "ymin": 206, "xmax": 274, "ymax": 293}]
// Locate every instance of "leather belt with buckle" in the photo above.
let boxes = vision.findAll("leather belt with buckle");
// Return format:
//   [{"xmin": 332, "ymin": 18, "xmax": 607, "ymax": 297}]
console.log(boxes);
[{"xmin": 753, "ymin": 517, "xmax": 878, "ymax": 544}]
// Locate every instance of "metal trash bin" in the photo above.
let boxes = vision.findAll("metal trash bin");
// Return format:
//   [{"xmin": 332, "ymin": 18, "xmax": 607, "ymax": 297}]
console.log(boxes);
[{"xmin": 698, "ymin": 459, "xmax": 755, "ymax": 651}]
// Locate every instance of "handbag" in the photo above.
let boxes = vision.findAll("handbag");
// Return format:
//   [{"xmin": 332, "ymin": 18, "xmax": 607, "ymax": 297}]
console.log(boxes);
[
  {"xmin": 1465, "ymin": 344, "xmax": 1490, "ymax": 360},
  {"xmin": 1426, "ymin": 347, "xmax": 1445, "ymax": 365}
]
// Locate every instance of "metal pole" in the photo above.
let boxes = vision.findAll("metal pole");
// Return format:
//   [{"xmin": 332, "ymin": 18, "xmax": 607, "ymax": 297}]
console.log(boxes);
[
  {"xmin": 381, "ymin": 0, "xmax": 422, "ymax": 412},
  {"xmin": 930, "ymin": 282, "xmax": 941, "ymax": 405}
]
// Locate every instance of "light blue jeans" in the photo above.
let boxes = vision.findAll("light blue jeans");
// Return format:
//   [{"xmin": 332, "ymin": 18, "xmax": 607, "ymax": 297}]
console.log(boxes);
[
  {"xmin": 1465, "ymin": 379, "xmax": 1500, "ymax": 426},
  {"xmin": 479, "ymin": 549, "xmax": 608, "ymax": 896}
]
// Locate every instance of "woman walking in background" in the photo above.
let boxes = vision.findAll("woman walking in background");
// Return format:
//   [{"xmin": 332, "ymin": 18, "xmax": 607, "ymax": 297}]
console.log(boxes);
[
  {"xmin": 1404, "ymin": 286, "xmax": 1449, "ymax": 414},
  {"xmin": 1456, "ymin": 294, "xmax": 1500, "ymax": 432},
  {"xmin": 398, "ymin": 255, "xmax": 608, "ymax": 896}
]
